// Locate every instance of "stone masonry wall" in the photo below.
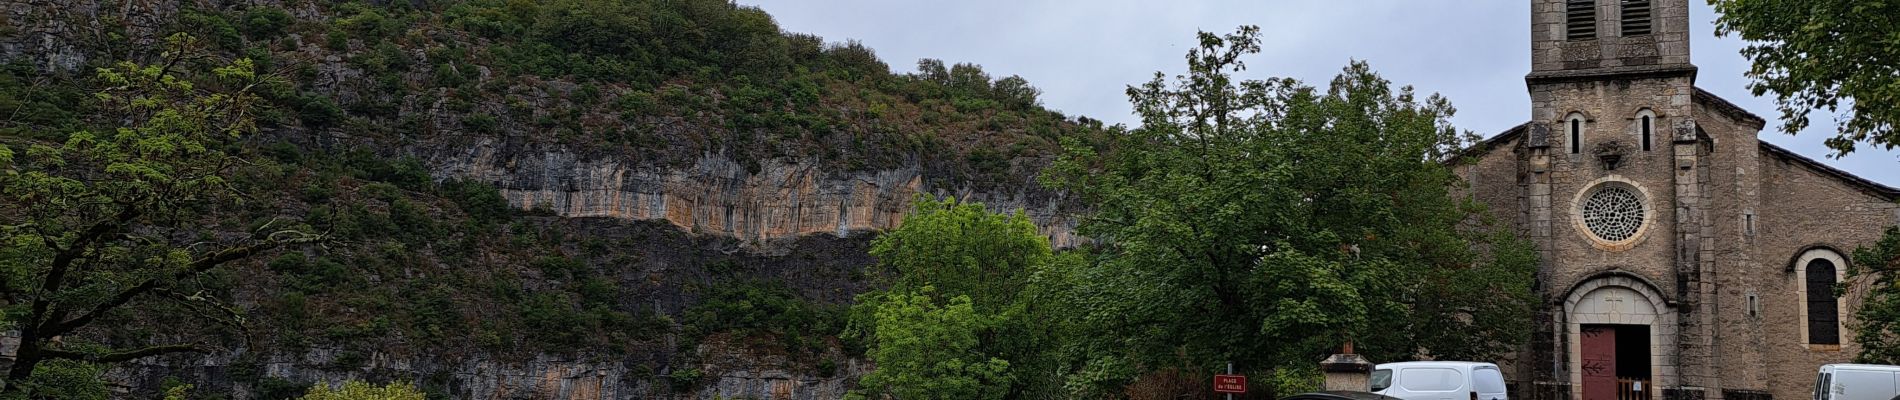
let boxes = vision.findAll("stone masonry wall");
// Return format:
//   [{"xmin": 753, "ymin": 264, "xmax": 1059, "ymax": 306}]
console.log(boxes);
[
  {"xmin": 1530, "ymin": 0, "xmax": 1690, "ymax": 73},
  {"xmin": 1531, "ymin": 74, "xmax": 1695, "ymax": 318},
  {"xmin": 1738, "ymin": 140, "xmax": 1897, "ymax": 400}
]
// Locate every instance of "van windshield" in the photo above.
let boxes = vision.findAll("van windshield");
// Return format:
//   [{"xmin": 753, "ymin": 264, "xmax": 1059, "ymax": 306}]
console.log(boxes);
[
  {"xmin": 1814, "ymin": 372, "xmax": 1829, "ymax": 400},
  {"xmin": 1370, "ymin": 369, "xmax": 1393, "ymax": 392}
]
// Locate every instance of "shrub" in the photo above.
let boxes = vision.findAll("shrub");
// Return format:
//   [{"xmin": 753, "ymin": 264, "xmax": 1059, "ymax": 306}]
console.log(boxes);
[
  {"xmin": 532, "ymin": 255, "xmax": 584, "ymax": 279},
  {"xmin": 240, "ymin": 6, "xmax": 293, "ymax": 38},
  {"xmin": 440, "ymin": 179, "xmax": 512, "ymax": 223},
  {"xmin": 682, "ymin": 280, "xmax": 845, "ymax": 349},
  {"xmin": 300, "ymin": 380, "xmax": 427, "ymax": 400},
  {"xmin": 458, "ymin": 113, "xmax": 497, "ymax": 134},
  {"xmin": 669, "ymin": 368, "xmax": 703, "ymax": 391},
  {"xmin": 179, "ymin": 10, "xmax": 241, "ymax": 50},
  {"xmin": 8, "ymin": 359, "xmax": 109, "ymax": 400},
  {"xmin": 298, "ymin": 94, "xmax": 345, "ymax": 127}
]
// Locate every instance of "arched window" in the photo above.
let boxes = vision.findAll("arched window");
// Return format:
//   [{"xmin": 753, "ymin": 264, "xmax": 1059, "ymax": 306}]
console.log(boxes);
[
  {"xmin": 1568, "ymin": 113, "xmax": 1587, "ymax": 154},
  {"xmin": 1621, "ymin": 0, "xmax": 1653, "ymax": 36},
  {"xmin": 1796, "ymin": 248, "xmax": 1846, "ymax": 347},
  {"xmin": 1568, "ymin": 0, "xmax": 1598, "ymax": 41},
  {"xmin": 1635, "ymin": 109, "xmax": 1656, "ymax": 151},
  {"xmin": 1807, "ymin": 259, "xmax": 1841, "ymax": 344}
]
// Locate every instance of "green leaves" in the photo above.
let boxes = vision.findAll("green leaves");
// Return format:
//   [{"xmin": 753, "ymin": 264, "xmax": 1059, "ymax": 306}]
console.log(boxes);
[
  {"xmin": 1853, "ymin": 227, "xmax": 1900, "ymax": 364},
  {"xmin": 297, "ymin": 380, "xmax": 426, "ymax": 400},
  {"xmin": 1712, "ymin": 0, "xmax": 1900, "ymax": 155},
  {"xmin": 1040, "ymin": 26, "xmax": 1535, "ymax": 395},
  {"xmin": 0, "ymin": 34, "xmax": 316, "ymax": 392},
  {"xmin": 855, "ymin": 287, "xmax": 1012, "ymax": 400},
  {"xmin": 869, "ymin": 196, "xmax": 1050, "ymax": 312},
  {"xmin": 851, "ymin": 197, "xmax": 1069, "ymax": 398}
]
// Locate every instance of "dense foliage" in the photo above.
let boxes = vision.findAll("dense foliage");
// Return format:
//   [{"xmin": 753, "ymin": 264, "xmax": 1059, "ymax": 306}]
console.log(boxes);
[
  {"xmin": 0, "ymin": 0, "xmax": 1103, "ymax": 395},
  {"xmin": 853, "ymin": 287, "xmax": 1013, "ymax": 400},
  {"xmin": 1711, "ymin": 0, "xmax": 1900, "ymax": 155},
  {"xmin": 0, "ymin": 0, "xmax": 1548, "ymax": 398},
  {"xmin": 0, "ymin": 34, "xmax": 322, "ymax": 394},
  {"xmin": 848, "ymin": 197, "xmax": 1076, "ymax": 398},
  {"xmin": 152, "ymin": 0, "xmax": 1094, "ymax": 183},
  {"xmin": 1852, "ymin": 227, "xmax": 1900, "ymax": 364},
  {"xmin": 298, "ymin": 380, "xmax": 428, "ymax": 400},
  {"xmin": 1040, "ymin": 27, "xmax": 1538, "ymax": 397}
]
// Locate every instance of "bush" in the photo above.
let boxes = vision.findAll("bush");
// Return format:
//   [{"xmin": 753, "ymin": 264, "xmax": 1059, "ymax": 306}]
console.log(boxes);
[
  {"xmin": 300, "ymin": 380, "xmax": 427, "ymax": 400},
  {"xmin": 298, "ymin": 94, "xmax": 345, "ymax": 127},
  {"xmin": 440, "ymin": 179, "xmax": 512, "ymax": 223},
  {"xmin": 532, "ymin": 255, "xmax": 584, "ymax": 279},
  {"xmin": 240, "ymin": 6, "xmax": 293, "ymax": 38},
  {"xmin": 669, "ymin": 368, "xmax": 703, "ymax": 391},
  {"xmin": 6, "ymin": 359, "xmax": 109, "ymax": 400},
  {"xmin": 179, "ymin": 10, "xmax": 241, "ymax": 50},
  {"xmin": 683, "ymin": 280, "xmax": 844, "ymax": 352},
  {"xmin": 519, "ymin": 292, "xmax": 589, "ymax": 346}
]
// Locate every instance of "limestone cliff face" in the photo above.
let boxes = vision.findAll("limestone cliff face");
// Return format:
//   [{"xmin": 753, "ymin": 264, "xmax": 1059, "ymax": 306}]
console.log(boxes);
[{"xmin": 426, "ymin": 138, "xmax": 1083, "ymax": 249}]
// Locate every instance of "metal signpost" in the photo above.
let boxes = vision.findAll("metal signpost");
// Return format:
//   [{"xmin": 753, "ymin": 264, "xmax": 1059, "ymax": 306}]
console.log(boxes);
[{"xmin": 1215, "ymin": 362, "xmax": 1247, "ymax": 399}]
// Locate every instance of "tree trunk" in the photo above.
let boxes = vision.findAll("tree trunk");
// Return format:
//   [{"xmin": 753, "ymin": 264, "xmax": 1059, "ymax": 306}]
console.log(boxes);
[{"xmin": 3, "ymin": 345, "xmax": 41, "ymax": 393}]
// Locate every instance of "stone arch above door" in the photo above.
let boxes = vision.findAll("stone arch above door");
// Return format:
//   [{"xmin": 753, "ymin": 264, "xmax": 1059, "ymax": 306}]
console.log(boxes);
[{"xmin": 1562, "ymin": 275, "xmax": 1677, "ymax": 400}]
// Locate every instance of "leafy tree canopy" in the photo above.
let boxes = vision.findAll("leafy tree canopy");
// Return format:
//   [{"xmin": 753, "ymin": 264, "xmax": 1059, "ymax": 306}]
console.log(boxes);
[
  {"xmin": 1711, "ymin": 0, "xmax": 1900, "ymax": 155},
  {"xmin": 849, "ymin": 197, "xmax": 1076, "ymax": 398},
  {"xmin": 851, "ymin": 287, "xmax": 1012, "ymax": 400},
  {"xmin": 0, "ymin": 33, "xmax": 318, "ymax": 392},
  {"xmin": 1852, "ymin": 227, "xmax": 1900, "ymax": 364},
  {"xmin": 1041, "ymin": 26, "xmax": 1537, "ymax": 396},
  {"xmin": 298, "ymin": 380, "xmax": 428, "ymax": 400}
]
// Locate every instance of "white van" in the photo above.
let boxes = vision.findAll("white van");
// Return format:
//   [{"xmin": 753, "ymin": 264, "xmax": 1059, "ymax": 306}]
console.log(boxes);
[
  {"xmin": 1814, "ymin": 364, "xmax": 1900, "ymax": 400},
  {"xmin": 1370, "ymin": 361, "xmax": 1509, "ymax": 400}
]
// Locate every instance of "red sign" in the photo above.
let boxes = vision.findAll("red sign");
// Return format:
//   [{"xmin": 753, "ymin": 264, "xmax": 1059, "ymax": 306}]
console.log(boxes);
[{"xmin": 1214, "ymin": 374, "xmax": 1247, "ymax": 393}]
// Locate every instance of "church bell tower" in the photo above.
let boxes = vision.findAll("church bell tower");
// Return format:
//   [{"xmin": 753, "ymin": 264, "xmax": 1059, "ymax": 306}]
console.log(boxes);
[{"xmin": 1520, "ymin": 1, "xmax": 1718, "ymax": 400}]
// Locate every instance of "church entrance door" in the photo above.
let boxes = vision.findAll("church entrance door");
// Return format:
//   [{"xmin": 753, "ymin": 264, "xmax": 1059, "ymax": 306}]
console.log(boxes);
[
  {"xmin": 1581, "ymin": 324, "xmax": 1653, "ymax": 400},
  {"xmin": 1581, "ymin": 325, "xmax": 1618, "ymax": 400},
  {"xmin": 1566, "ymin": 279, "xmax": 1671, "ymax": 400}
]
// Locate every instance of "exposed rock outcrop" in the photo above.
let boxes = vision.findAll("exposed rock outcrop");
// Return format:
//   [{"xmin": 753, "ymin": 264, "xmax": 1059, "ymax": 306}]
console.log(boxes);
[{"xmin": 428, "ymin": 138, "xmax": 1083, "ymax": 250}]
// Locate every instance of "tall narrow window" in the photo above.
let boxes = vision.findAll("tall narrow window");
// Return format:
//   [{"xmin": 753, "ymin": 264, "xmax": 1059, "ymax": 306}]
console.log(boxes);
[
  {"xmin": 1641, "ymin": 114, "xmax": 1653, "ymax": 151},
  {"xmin": 1621, "ymin": 0, "xmax": 1653, "ymax": 36},
  {"xmin": 1568, "ymin": 115, "xmax": 1584, "ymax": 154},
  {"xmin": 1568, "ymin": 0, "xmax": 1599, "ymax": 41},
  {"xmin": 1744, "ymin": 212, "xmax": 1755, "ymax": 236},
  {"xmin": 1747, "ymin": 293, "xmax": 1759, "ymax": 319},
  {"xmin": 1807, "ymin": 259, "xmax": 1841, "ymax": 345}
]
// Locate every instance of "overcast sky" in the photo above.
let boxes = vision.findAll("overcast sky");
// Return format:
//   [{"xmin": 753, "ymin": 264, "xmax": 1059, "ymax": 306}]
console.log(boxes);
[{"xmin": 740, "ymin": 1, "xmax": 1899, "ymax": 187}]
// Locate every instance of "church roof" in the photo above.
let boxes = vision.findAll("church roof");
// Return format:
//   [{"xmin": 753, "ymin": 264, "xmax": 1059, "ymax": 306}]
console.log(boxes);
[
  {"xmin": 1449, "ymin": 122, "xmax": 1530, "ymax": 164},
  {"xmin": 1759, "ymin": 141, "xmax": 1900, "ymax": 201},
  {"xmin": 1692, "ymin": 88, "xmax": 1767, "ymax": 129},
  {"xmin": 1452, "ymin": 121, "xmax": 1899, "ymax": 201}
]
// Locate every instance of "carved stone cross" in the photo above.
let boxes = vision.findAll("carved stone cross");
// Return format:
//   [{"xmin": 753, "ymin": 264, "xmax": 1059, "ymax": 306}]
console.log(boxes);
[{"xmin": 1605, "ymin": 294, "xmax": 1626, "ymax": 313}]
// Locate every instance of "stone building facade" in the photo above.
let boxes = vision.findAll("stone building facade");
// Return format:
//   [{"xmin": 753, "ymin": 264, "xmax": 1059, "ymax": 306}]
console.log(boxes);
[{"xmin": 1454, "ymin": 1, "xmax": 1900, "ymax": 400}]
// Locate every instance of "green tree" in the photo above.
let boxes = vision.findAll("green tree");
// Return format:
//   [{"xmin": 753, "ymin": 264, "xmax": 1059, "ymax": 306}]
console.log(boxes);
[
  {"xmin": 0, "ymin": 34, "xmax": 318, "ymax": 392},
  {"xmin": 1042, "ymin": 26, "xmax": 1536, "ymax": 396},
  {"xmin": 2, "ymin": 360, "xmax": 108, "ymax": 400},
  {"xmin": 850, "ymin": 197, "xmax": 1072, "ymax": 398},
  {"xmin": 1710, "ymin": 0, "xmax": 1900, "ymax": 155},
  {"xmin": 299, "ymin": 380, "xmax": 427, "ymax": 400},
  {"xmin": 867, "ymin": 197, "xmax": 1051, "ymax": 310},
  {"xmin": 1852, "ymin": 227, "xmax": 1900, "ymax": 364},
  {"xmin": 853, "ymin": 287, "xmax": 1012, "ymax": 400}
]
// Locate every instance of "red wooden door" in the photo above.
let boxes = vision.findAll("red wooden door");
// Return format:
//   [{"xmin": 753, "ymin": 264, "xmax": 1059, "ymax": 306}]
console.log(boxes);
[{"xmin": 1581, "ymin": 326, "xmax": 1617, "ymax": 400}]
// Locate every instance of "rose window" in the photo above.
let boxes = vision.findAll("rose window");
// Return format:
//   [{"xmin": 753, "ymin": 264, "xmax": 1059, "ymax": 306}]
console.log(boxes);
[{"xmin": 1581, "ymin": 186, "xmax": 1645, "ymax": 242}]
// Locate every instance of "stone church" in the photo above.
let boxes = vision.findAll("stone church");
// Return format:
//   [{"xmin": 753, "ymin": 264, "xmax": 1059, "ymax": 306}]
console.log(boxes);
[{"xmin": 1453, "ymin": 1, "xmax": 1900, "ymax": 400}]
